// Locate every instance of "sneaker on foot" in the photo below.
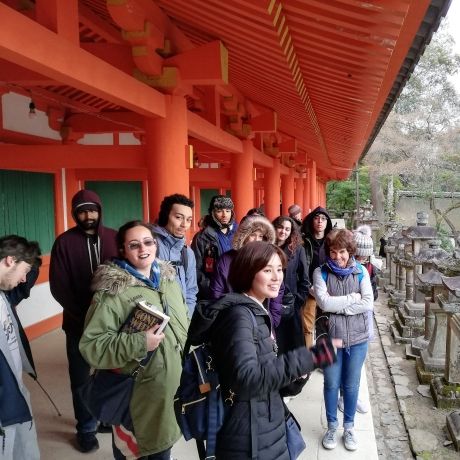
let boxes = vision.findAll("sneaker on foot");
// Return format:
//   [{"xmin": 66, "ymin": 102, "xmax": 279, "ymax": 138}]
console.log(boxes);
[
  {"xmin": 338, "ymin": 396, "xmax": 344, "ymax": 413},
  {"xmin": 322, "ymin": 428, "xmax": 337, "ymax": 450},
  {"xmin": 97, "ymin": 422, "xmax": 112, "ymax": 433},
  {"xmin": 343, "ymin": 429, "xmax": 358, "ymax": 451},
  {"xmin": 356, "ymin": 397, "xmax": 369, "ymax": 414},
  {"xmin": 76, "ymin": 432, "xmax": 99, "ymax": 453}
]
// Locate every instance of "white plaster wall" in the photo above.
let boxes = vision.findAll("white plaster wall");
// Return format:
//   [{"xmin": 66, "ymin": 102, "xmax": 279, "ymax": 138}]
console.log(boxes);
[
  {"xmin": 2, "ymin": 92, "xmax": 61, "ymax": 140},
  {"xmin": 119, "ymin": 133, "xmax": 141, "ymax": 145},
  {"xmin": 16, "ymin": 282, "xmax": 62, "ymax": 329},
  {"xmin": 78, "ymin": 133, "xmax": 114, "ymax": 144}
]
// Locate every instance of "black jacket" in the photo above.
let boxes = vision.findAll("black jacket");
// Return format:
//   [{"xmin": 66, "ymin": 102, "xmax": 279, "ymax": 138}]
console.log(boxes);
[
  {"xmin": 275, "ymin": 246, "xmax": 310, "ymax": 353},
  {"xmin": 188, "ymin": 294, "xmax": 314, "ymax": 459},
  {"xmin": 301, "ymin": 206, "xmax": 333, "ymax": 280},
  {"xmin": 191, "ymin": 217, "xmax": 237, "ymax": 300}
]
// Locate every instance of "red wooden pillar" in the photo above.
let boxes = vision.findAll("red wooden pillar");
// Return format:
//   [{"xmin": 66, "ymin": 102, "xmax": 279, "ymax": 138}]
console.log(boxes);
[
  {"xmin": 264, "ymin": 159, "xmax": 280, "ymax": 220},
  {"xmin": 294, "ymin": 177, "xmax": 304, "ymax": 212},
  {"xmin": 309, "ymin": 160, "xmax": 317, "ymax": 210},
  {"xmin": 65, "ymin": 169, "xmax": 79, "ymax": 231},
  {"xmin": 144, "ymin": 95, "xmax": 189, "ymax": 220},
  {"xmin": 303, "ymin": 175, "xmax": 310, "ymax": 215},
  {"xmin": 231, "ymin": 140, "xmax": 254, "ymax": 222},
  {"xmin": 281, "ymin": 168, "xmax": 295, "ymax": 215}
]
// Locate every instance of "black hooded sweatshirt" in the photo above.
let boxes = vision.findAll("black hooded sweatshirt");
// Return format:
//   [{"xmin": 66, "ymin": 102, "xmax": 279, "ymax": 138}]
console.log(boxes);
[
  {"xmin": 49, "ymin": 190, "xmax": 118, "ymax": 336},
  {"xmin": 301, "ymin": 206, "xmax": 333, "ymax": 279}
]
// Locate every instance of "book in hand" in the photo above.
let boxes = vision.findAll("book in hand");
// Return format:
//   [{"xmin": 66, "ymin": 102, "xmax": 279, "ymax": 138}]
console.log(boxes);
[{"xmin": 120, "ymin": 300, "xmax": 170, "ymax": 335}]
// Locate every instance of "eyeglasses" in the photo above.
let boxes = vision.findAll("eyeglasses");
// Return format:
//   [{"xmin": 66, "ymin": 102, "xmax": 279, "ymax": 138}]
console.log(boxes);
[{"xmin": 126, "ymin": 239, "xmax": 157, "ymax": 251}]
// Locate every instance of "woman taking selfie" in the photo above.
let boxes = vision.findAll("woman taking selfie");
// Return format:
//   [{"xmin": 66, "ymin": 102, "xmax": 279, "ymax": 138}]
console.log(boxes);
[
  {"xmin": 80, "ymin": 221, "xmax": 189, "ymax": 459},
  {"xmin": 188, "ymin": 241, "xmax": 337, "ymax": 460},
  {"xmin": 313, "ymin": 229, "xmax": 373, "ymax": 452}
]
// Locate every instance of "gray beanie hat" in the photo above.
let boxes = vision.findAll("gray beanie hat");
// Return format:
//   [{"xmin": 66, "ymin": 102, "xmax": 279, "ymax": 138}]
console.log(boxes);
[
  {"xmin": 208, "ymin": 195, "xmax": 234, "ymax": 214},
  {"xmin": 354, "ymin": 225, "xmax": 374, "ymax": 256}
]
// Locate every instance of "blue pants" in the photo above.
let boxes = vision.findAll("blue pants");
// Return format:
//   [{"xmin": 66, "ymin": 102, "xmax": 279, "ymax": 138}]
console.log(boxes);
[
  {"xmin": 323, "ymin": 341, "xmax": 368, "ymax": 430},
  {"xmin": 65, "ymin": 332, "xmax": 98, "ymax": 434}
]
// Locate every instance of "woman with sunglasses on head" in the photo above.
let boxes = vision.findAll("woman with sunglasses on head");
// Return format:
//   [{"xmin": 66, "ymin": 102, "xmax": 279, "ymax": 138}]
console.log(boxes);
[{"xmin": 80, "ymin": 220, "xmax": 189, "ymax": 459}]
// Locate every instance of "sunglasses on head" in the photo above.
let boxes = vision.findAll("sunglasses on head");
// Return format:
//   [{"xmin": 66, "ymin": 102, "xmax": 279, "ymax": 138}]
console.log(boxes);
[{"xmin": 126, "ymin": 238, "xmax": 157, "ymax": 251}]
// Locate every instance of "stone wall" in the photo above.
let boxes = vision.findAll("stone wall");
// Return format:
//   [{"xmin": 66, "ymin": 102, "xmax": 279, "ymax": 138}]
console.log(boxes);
[{"xmin": 395, "ymin": 192, "xmax": 460, "ymax": 229}]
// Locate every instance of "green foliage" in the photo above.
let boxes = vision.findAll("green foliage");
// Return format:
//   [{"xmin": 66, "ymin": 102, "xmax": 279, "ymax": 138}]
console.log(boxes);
[{"xmin": 327, "ymin": 167, "xmax": 371, "ymax": 216}]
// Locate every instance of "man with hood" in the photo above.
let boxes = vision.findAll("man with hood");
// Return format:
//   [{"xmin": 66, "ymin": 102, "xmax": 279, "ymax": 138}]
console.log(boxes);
[
  {"xmin": 300, "ymin": 206, "xmax": 333, "ymax": 348},
  {"xmin": 151, "ymin": 193, "xmax": 198, "ymax": 315},
  {"xmin": 49, "ymin": 189, "xmax": 118, "ymax": 453},
  {"xmin": 191, "ymin": 195, "xmax": 238, "ymax": 300},
  {"xmin": 0, "ymin": 235, "xmax": 41, "ymax": 460}
]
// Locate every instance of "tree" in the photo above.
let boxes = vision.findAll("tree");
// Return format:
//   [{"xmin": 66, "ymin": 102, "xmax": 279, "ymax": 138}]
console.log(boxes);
[
  {"xmin": 364, "ymin": 20, "xmax": 460, "ymax": 226},
  {"xmin": 326, "ymin": 166, "xmax": 371, "ymax": 217}
]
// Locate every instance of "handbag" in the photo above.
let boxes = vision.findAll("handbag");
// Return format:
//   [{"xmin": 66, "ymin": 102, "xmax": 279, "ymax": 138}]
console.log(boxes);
[
  {"xmin": 81, "ymin": 352, "xmax": 155, "ymax": 427},
  {"xmin": 285, "ymin": 408, "xmax": 306, "ymax": 460},
  {"xmin": 81, "ymin": 293, "xmax": 169, "ymax": 426}
]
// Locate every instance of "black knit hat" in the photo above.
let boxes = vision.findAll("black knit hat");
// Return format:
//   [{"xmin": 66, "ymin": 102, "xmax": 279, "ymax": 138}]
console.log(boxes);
[{"xmin": 208, "ymin": 195, "xmax": 234, "ymax": 214}]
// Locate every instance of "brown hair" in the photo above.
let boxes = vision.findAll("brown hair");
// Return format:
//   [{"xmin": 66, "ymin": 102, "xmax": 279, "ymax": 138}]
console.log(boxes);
[
  {"xmin": 325, "ymin": 229, "xmax": 356, "ymax": 256},
  {"xmin": 272, "ymin": 216, "xmax": 303, "ymax": 254},
  {"xmin": 228, "ymin": 241, "xmax": 287, "ymax": 293}
]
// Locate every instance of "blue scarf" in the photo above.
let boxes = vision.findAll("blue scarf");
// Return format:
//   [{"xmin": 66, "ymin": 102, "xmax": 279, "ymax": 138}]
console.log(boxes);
[
  {"xmin": 326, "ymin": 256, "xmax": 356, "ymax": 277},
  {"xmin": 113, "ymin": 258, "xmax": 161, "ymax": 290}
]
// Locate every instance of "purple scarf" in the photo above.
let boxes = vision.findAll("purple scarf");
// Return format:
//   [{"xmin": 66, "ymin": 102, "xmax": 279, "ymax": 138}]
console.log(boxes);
[{"xmin": 326, "ymin": 256, "xmax": 356, "ymax": 277}]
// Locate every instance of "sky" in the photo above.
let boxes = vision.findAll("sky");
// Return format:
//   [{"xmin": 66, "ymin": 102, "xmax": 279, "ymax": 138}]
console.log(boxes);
[{"xmin": 443, "ymin": 0, "xmax": 460, "ymax": 89}]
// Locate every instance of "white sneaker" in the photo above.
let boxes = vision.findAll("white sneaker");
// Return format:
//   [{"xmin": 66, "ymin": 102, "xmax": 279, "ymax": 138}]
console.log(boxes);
[
  {"xmin": 343, "ymin": 428, "xmax": 358, "ymax": 451},
  {"xmin": 338, "ymin": 396, "xmax": 344, "ymax": 413},
  {"xmin": 322, "ymin": 428, "xmax": 337, "ymax": 450},
  {"xmin": 338, "ymin": 396, "xmax": 369, "ymax": 414},
  {"xmin": 356, "ymin": 397, "xmax": 369, "ymax": 414}
]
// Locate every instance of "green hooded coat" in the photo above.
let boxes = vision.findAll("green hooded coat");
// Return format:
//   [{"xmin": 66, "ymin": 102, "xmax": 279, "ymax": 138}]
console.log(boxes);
[{"xmin": 79, "ymin": 261, "xmax": 189, "ymax": 457}]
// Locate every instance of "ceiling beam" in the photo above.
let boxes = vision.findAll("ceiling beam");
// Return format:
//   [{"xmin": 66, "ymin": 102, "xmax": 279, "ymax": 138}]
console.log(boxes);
[
  {"xmin": 0, "ymin": 3, "xmax": 166, "ymax": 118},
  {"xmin": 0, "ymin": 144, "xmax": 145, "ymax": 169}
]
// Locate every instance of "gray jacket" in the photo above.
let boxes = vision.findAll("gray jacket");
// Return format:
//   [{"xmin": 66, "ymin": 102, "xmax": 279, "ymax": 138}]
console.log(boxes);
[
  {"xmin": 313, "ymin": 263, "xmax": 373, "ymax": 348},
  {"xmin": 151, "ymin": 224, "xmax": 197, "ymax": 315}
]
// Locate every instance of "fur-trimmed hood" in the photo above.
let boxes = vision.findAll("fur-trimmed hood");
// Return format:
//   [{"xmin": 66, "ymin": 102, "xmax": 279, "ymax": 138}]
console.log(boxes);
[
  {"xmin": 232, "ymin": 215, "xmax": 275, "ymax": 249},
  {"xmin": 91, "ymin": 260, "xmax": 176, "ymax": 295}
]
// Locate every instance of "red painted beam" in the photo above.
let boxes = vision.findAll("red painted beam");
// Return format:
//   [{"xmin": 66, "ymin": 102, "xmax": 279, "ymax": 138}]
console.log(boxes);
[
  {"xmin": 0, "ymin": 4, "xmax": 166, "ymax": 118},
  {"xmin": 0, "ymin": 144, "xmax": 146, "ymax": 169}
]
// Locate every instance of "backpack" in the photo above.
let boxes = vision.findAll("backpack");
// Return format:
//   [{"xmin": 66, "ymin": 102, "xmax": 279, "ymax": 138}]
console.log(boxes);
[{"xmin": 174, "ymin": 306, "xmax": 258, "ymax": 460}]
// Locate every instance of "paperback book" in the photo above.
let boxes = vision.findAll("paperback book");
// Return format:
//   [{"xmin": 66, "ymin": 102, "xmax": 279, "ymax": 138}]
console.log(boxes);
[{"xmin": 120, "ymin": 300, "xmax": 170, "ymax": 334}]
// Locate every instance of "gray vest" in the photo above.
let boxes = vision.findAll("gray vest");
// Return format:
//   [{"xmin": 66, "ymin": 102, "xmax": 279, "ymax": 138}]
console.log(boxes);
[{"xmin": 325, "ymin": 269, "xmax": 369, "ymax": 348}]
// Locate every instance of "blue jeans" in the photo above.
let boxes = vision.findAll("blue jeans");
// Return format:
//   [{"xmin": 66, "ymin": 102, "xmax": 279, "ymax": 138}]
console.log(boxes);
[
  {"xmin": 65, "ymin": 332, "xmax": 98, "ymax": 434},
  {"xmin": 323, "ymin": 341, "xmax": 368, "ymax": 430}
]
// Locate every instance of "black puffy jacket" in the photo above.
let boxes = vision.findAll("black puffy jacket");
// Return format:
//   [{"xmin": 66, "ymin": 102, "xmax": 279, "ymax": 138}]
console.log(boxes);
[{"xmin": 189, "ymin": 293, "xmax": 314, "ymax": 460}]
